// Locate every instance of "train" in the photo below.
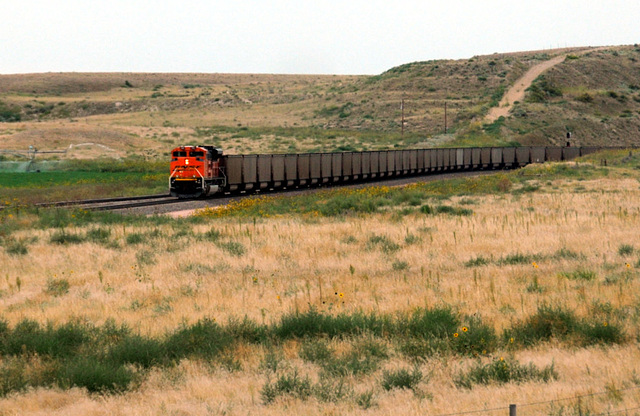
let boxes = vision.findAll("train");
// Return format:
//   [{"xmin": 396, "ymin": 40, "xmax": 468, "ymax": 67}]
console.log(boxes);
[{"xmin": 170, "ymin": 145, "xmax": 604, "ymax": 198}]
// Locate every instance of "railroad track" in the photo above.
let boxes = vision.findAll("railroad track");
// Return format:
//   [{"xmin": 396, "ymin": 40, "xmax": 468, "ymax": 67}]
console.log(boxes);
[{"xmin": 35, "ymin": 194, "xmax": 184, "ymax": 211}]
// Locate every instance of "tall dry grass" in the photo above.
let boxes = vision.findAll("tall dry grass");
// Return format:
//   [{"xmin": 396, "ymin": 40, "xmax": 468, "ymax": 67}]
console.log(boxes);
[{"xmin": 1, "ymin": 176, "xmax": 639, "ymax": 414}]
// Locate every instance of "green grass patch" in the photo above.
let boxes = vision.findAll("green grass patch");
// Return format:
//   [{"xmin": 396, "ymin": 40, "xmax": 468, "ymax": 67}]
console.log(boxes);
[
  {"xmin": 0, "ymin": 303, "xmax": 627, "ymax": 397},
  {"xmin": 454, "ymin": 358, "xmax": 557, "ymax": 389},
  {"xmin": 559, "ymin": 269, "xmax": 597, "ymax": 281},
  {"xmin": 381, "ymin": 366, "xmax": 423, "ymax": 391}
]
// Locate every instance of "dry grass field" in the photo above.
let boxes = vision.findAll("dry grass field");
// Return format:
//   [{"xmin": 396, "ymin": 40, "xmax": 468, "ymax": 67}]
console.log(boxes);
[{"xmin": 1, "ymin": 153, "xmax": 639, "ymax": 415}]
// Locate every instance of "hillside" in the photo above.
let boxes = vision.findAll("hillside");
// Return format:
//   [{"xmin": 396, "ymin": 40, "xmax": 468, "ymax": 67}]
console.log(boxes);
[{"xmin": 1, "ymin": 45, "xmax": 639, "ymax": 159}]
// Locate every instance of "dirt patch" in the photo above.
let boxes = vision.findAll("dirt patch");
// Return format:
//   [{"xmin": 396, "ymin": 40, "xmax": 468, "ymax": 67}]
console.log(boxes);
[{"xmin": 486, "ymin": 47, "xmax": 610, "ymax": 122}]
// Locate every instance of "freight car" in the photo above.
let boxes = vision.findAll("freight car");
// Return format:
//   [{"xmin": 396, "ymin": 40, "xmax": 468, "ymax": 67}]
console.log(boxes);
[{"xmin": 170, "ymin": 146, "xmax": 603, "ymax": 198}]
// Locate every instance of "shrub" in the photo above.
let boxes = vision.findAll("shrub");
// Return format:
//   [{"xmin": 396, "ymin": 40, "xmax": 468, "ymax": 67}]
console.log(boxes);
[
  {"xmin": 577, "ymin": 320, "xmax": 625, "ymax": 346},
  {"xmin": 381, "ymin": 366, "xmax": 423, "ymax": 391},
  {"xmin": 398, "ymin": 338, "xmax": 448, "ymax": 360},
  {"xmin": 300, "ymin": 339, "xmax": 334, "ymax": 363},
  {"xmin": 356, "ymin": 390, "xmax": 377, "ymax": 409},
  {"xmin": 403, "ymin": 307, "xmax": 459, "ymax": 340},
  {"xmin": 0, "ymin": 101, "xmax": 22, "ymax": 122},
  {"xmin": 314, "ymin": 376, "xmax": 353, "ymax": 403},
  {"xmin": 464, "ymin": 256, "xmax": 490, "ymax": 267},
  {"xmin": 419, "ymin": 204, "xmax": 433, "ymax": 214},
  {"xmin": 107, "ymin": 335, "xmax": 166, "ymax": 368},
  {"xmin": 125, "ymin": 233, "xmax": 145, "ymax": 245},
  {"xmin": 318, "ymin": 340, "xmax": 388, "ymax": 378},
  {"xmin": 2, "ymin": 320, "xmax": 90, "ymax": 358},
  {"xmin": 164, "ymin": 318, "xmax": 233, "ymax": 360},
  {"xmin": 559, "ymin": 269, "xmax": 597, "ymax": 281},
  {"xmin": 135, "ymin": 250, "xmax": 156, "ymax": 265},
  {"xmin": 320, "ymin": 349, "xmax": 380, "ymax": 377},
  {"xmin": 366, "ymin": 235, "xmax": 400, "ymax": 254},
  {"xmin": 56, "ymin": 356, "xmax": 134, "ymax": 393},
  {"xmin": 552, "ymin": 248, "xmax": 585, "ymax": 260},
  {"xmin": 202, "ymin": 227, "xmax": 222, "ymax": 241},
  {"xmin": 261, "ymin": 370, "xmax": 312, "ymax": 404},
  {"xmin": 49, "ymin": 231, "xmax": 85, "ymax": 245},
  {"xmin": 392, "ymin": 260, "xmax": 409, "ymax": 271},
  {"xmin": 216, "ymin": 240, "xmax": 246, "ymax": 257},
  {"xmin": 576, "ymin": 92, "xmax": 594, "ymax": 103},
  {"xmin": 45, "ymin": 279, "xmax": 70, "ymax": 297},
  {"xmin": 273, "ymin": 309, "xmax": 388, "ymax": 339},
  {"xmin": 505, "ymin": 305, "xmax": 578, "ymax": 346},
  {"xmin": 225, "ymin": 316, "xmax": 267, "ymax": 343},
  {"xmin": 618, "ymin": 244, "xmax": 635, "ymax": 256},
  {"xmin": 86, "ymin": 227, "xmax": 111, "ymax": 244},
  {"xmin": 0, "ymin": 358, "xmax": 30, "ymax": 396},
  {"xmin": 434, "ymin": 205, "xmax": 473, "ymax": 216},
  {"xmin": 4, "ymin": 238, "xmax": 28, "ymax": 256},
  {"xmin": 454, "ymin": 358, "xmax": 557, "ymax": 389},
  {"xmin": 451, "ymin": 317, "xmax": 498, "ymax": 356},
  {"xmin": 499, "ymin": 252, "xmax": 536, "ymax": 265}
]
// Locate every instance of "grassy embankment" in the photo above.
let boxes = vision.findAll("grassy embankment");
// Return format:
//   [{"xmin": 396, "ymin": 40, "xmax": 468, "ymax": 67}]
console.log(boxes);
[
  {"xmin": 0, "ymin": 150, "xmax": 639, "ymax": 414},
  {"xmin": 0, "ymin": 159, "xmax": 167, "ymax": 204}
]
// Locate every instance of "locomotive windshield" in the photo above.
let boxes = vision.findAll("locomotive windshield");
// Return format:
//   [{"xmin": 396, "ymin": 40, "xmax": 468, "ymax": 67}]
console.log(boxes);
[
  {"xmin": 173, "ymin": 151, "xmax": 187, "ymax": 157},
  {"xmin": 190, "ymin": 151, "xmax": 204, "ymax": 157}
]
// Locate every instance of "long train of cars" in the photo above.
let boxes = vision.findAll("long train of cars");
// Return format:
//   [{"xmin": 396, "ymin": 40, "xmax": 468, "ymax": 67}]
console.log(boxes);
[{"xmin": 170, "ymin": 145, "xmax": 604, "ymax": 198}]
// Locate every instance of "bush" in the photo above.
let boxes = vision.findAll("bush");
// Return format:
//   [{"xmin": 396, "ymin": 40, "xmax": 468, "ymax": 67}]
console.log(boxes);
[
  {"xmin": 261, "ymin": 370, "xmax": 312, "ymax": 404},
  {"xmin": 273, "ymin": 309, "xmax": 389, "ymax": 339},
  {"xmin": 381, "ymin": 366, "xmax": 423, "ymax": 391},
  {"xmin": 392, "ymin": 260, "xmax": 409, "ymax": 271},
  {"xmin": 454, "ymin": 358, "xmax": 557, "ymax": 389},
  {"xmin": 451, "ymin": 317, "xmax": 498, "ymax": 356},
  {"xmin": 321, "ymin": 349, "xmax": 380, "ymax": 377},
  {"xmin": 422, "ymin": 205, "xmax": 474, "ymax": 216},
  {"xmin": 56, "ymin": 356, "xmax": 134, "ymax": 393},
  {"xmin": 505, "ymin": 305, "xmax": 578, "ymax": 346},
  {"xmin": 107, "ymin": 335, "xmax": 166, "ymax": 368},
  {"xmin": 300, "ymin": 339, "xmax": 334, "ymax": 363},
  {"xmin": 464, "ymin": 256, "xmax": 491, "ymax": 267},
  {"xmin": 314, "ymin": 376, "xmax": 353, "ymax": 403},
  {"xmin": 86, "ymin": 227, "xmax": 111, "ymax": 244},
  {"xmin": 49, "ymin": 230, "xmax": 85, "ymax": 245},
  {"xmin": 576, "ymin": 92, "xmax": 594, "ymax": 103},
  {"xmin": 356, "ymin": 390, "xmax": 377, "ymax": 409},
  {"xmin": 0, "ymin": 358, "xmax": 30, "ymax": 396},
  {"xmin": 0, "ymin": 101, "xmax": 22, "ymax": 122},
  {"xmin": 164, "ymin": 318, "xmax": 233, "ymax": 360},
  {"xmin": 366, "ymin": 235, "xmax": 400, "ymax": 254},
  {"xmin": 618, "ymin": 244, "xmax": 635, "ymax": 256},
  {"xmin": 45, "ymin": 278, "xmax": 70, "ymax": 297},
  {"xmin": 3, "ymin": 320, "xmax": 90, "ymax": 358},
  {"xmin": 577, "ymin": 320, "xmax": 625, "ymax": 346},
  {"xmin": 4, "ymin": 238, "xmax": 29, "ymax": 256},
  {"xmin": 419, "ymin": 204, "xmax": 433, "ymax": 214},
  {"xmin": 559, "ymin": 269, "xmax": 597, "ymax": 281},
  {"xmin": 125, "ymin": 233, "xmax": 145, "ymax": 245},
  {"xmin": 402, "ymin": 307, "xmax": 459, "ymax": 340},
  {"xmin": 216, "ymin": 240, "xmax": 246, "ymax": 257},
  {"xmin": 499, "ymin": 252, "xmax": 535, "ymax": 265}
]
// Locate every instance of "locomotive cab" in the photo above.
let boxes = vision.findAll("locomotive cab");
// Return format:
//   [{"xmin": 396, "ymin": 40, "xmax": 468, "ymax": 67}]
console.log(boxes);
[{"xmin": 170, "ymin": 146, "xmax": 226, "ymax": 198}]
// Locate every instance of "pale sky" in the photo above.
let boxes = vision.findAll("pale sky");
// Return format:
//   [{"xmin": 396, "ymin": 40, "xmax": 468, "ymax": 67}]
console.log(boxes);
[{"xmin": 2, "ymin": 1, "xmax": 639, "ymax": 75}]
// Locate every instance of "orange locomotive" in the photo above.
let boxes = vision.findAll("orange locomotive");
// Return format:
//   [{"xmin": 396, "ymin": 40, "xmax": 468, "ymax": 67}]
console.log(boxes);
[{"xmin": 169, "ymin": 146, "xmax": 226, "ymax": 198}]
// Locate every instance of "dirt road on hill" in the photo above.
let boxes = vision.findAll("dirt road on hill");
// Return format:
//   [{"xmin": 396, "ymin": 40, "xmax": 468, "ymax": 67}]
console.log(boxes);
[{"xmin": 485, "ymin": 47, "xmax": 608, "ymax": 122}]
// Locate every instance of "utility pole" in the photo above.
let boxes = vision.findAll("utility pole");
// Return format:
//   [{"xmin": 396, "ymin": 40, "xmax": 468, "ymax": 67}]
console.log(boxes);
[
  {"xmin": 444, "ymin": 101, "xmax": 448, "ymax": 134},
  {"xmin": 401, "ymin": 98, "xmax": 405, "ymax": 136}
]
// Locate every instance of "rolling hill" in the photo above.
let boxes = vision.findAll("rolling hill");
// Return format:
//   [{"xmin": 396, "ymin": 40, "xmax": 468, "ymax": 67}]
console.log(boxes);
[{"xmin": 1, "ymin": 45, "xmax": 639, "ymax": 159}]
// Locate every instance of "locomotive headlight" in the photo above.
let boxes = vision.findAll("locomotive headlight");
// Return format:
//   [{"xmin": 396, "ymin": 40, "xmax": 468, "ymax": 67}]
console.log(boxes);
[{"xmin": 185, "ymin": 160, "xmax": 189, "ymax": 165}]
